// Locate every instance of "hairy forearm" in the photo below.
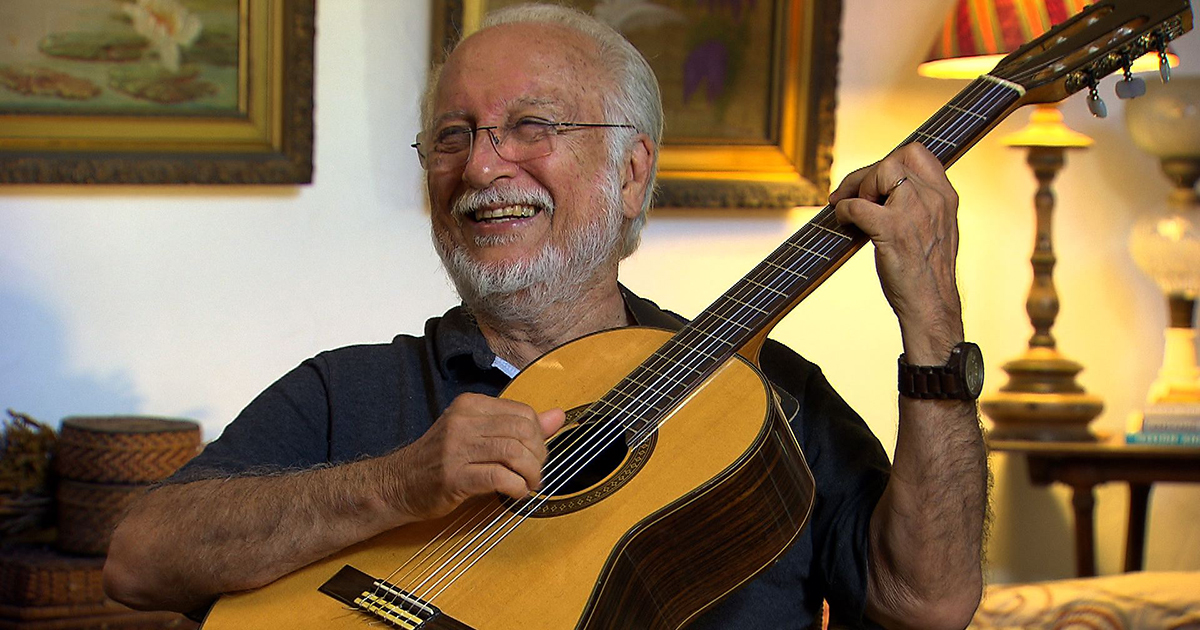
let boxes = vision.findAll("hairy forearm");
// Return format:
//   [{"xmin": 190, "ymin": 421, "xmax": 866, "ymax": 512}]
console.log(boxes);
[
  {"xmin": 104, "ymin": 456, "xmax": 406, "ymax": 613},
  {"xmin": 866, "ymin": 395, "xmax": 986, "ymax": 629}
]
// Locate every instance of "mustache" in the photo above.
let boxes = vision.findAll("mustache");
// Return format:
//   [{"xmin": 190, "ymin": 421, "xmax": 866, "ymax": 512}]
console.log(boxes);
[{"xmin": 451, "ymin": 186, "xmax": 555, "ymax": 218}]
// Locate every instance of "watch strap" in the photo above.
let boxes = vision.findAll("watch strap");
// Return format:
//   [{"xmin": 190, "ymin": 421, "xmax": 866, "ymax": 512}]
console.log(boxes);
[{"xmin": 898, "ymin": 342, "xmax": 981, "ymax": 400}]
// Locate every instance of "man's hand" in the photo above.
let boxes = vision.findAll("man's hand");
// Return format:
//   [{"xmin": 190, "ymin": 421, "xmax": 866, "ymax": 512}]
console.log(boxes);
[
  {"xmin": 830, "ymin": 143, "xmax": 963, "ymax": 364},
  {"xmin": 386, "ymin": 393, "xmax": 566, "ymax": 523}
]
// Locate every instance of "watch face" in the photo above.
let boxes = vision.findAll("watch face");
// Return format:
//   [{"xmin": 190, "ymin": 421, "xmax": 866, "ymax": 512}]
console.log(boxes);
[{"xmin": 963, "ymin": 344, "xmax": 985, "ymax": 397}]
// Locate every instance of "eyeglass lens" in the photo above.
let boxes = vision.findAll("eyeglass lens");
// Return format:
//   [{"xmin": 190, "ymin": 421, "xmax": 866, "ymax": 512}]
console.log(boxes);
[{"xmin": 425, "ymin": 122, "xmax": 557, "ymax": 172}]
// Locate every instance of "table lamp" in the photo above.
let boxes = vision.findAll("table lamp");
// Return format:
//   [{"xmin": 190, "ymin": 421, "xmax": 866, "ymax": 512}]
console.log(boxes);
[
  {"xmin": 918, "ymin": 0, "xmax": 1178, "ymax": 441},
  {"xmin": 1125, "ymin": 77, "xmax": 1200, "ymax": 407}
]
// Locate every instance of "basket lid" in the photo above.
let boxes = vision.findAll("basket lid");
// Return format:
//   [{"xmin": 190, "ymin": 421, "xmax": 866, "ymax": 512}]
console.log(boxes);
[{"xmin": 60, "ymin": 416, "xmax": 199, "ymax": 435}]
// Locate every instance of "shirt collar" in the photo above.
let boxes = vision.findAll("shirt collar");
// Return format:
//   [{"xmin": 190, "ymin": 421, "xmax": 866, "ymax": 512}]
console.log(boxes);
[{"xmin": 431, "ymin": 283, "xmax": 687, "ymax": 380}]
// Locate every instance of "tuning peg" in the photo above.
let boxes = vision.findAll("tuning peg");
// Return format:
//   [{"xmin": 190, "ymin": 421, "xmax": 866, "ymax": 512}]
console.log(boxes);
[
  {"xmin": 1159, "ymin": 49, "xmax": 1172, "ymax": 83},
  {"xmin": 1087, "ymin": 85, "xmax": 1107, "ymax": 118},
  {"xmin": 1116, "ymin": 65, "xmax": 1146, "ymax": 100},
  {"xmin": 1153, "ymin": 32, "xmax": 1172, "ymax": 84}
]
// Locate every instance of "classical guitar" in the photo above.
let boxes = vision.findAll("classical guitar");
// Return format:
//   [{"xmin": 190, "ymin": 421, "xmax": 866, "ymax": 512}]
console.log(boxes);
[{"xmin": 199, "ymin": 2, "xmax": 1192, "ymax": 628}]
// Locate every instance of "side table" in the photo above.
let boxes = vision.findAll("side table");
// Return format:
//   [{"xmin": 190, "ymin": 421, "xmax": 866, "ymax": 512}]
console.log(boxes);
[{"xmin": 988, "ymin": 437, "xmax": 1200, "ymax": 577}]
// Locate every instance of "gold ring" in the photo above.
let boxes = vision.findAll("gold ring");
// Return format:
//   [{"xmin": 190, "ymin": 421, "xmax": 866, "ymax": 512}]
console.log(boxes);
[{"xmin": 890, "ymin": 176, "xmax": 908, "ymax": 193}]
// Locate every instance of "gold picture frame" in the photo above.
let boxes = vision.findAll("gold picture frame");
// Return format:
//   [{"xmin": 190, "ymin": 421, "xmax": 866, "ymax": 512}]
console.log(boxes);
[
  {"xmin": 430, "ymin": 0, "xmax": 841, "ymax": 208},
  {"xmin": 0, "ymin": 0, "xmax": 315, "ymax": 185}
]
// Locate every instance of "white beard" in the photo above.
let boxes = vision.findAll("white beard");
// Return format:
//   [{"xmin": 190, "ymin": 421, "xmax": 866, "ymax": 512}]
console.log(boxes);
[{"xmin": 432, "ymin": 170, "xmax": 625, "ymax": 326}]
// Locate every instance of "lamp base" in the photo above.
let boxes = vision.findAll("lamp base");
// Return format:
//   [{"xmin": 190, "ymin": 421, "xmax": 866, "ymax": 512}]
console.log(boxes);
[{"xmin": 982, "ymin": 347, "xmax": 1104, "ymax": 441}]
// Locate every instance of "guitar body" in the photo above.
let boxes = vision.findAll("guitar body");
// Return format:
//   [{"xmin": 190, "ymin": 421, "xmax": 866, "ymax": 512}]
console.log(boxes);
[{"xmin": 200, "ymin": 327, "xmax": 815, "ymax": 630}]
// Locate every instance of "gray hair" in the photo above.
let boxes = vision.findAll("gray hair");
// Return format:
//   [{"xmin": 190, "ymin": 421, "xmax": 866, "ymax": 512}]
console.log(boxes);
[{"xmin": 420, "ymin": 3, "xmax": 663, "ymax": 259}]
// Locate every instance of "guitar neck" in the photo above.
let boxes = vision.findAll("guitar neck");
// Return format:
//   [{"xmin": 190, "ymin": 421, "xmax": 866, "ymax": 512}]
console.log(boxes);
[
  {"xmin": 590, "ymin": 77, "xmax": 1025, "ymax": 428},
  {"xmin": 686, "ymin": 76, "xmax": 1024, "ymax": 358}
]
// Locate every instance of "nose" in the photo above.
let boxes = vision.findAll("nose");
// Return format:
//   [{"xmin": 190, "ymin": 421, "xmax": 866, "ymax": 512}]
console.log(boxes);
[{"xmin": 462, "ymin": 126, "xmax": 517, "ymax": 188}]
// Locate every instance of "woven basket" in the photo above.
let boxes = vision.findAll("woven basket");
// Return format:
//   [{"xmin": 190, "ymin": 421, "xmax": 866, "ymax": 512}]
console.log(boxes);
[
  {"xmin": 54, "ymin": 481, "xmax": 147, "ymax": 556},
  {"xmin": 55, "ymin": 417, "xmax": 200, "ymax": 484},
  {"xmin": 0, "ymin": 546, "xmax": 105, "ymax": 607}
]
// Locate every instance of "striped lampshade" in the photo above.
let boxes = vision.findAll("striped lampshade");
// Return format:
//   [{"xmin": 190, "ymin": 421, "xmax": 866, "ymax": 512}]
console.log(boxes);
[{"xmin": 919, "ymin": 0, "xmax": 1175, "ymax": 79}]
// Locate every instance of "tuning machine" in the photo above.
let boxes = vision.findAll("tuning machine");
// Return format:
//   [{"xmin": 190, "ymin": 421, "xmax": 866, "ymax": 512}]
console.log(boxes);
[
  {"xmin": 1153, "ymin": 31, "xmax": 1171, "ymax": 84},
  {"xmin": 1086, "ymin": 75, "xmax": 1107, "ymax": 118},
  {"xmin": 1115, "ymin": 54, "xmax": 1146, "ymax": 100}
]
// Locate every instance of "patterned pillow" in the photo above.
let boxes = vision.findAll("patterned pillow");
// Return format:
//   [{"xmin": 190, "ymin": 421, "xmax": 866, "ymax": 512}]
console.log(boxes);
[{"xmin": 969, "ymin": 572, "xmax": 1200, "ymax": 630}]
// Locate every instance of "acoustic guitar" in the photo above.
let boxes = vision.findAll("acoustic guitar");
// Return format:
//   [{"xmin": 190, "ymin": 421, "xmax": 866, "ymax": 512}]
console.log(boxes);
[{"xmin": 200, "ymin": 2, "xmax": 1192, "ymax": 628}]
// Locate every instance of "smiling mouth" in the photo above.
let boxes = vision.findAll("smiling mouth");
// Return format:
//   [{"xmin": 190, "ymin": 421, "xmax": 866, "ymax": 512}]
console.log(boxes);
[{"xmin": 471, "ymin": 204, "xmax": 540, "ymax": 223}]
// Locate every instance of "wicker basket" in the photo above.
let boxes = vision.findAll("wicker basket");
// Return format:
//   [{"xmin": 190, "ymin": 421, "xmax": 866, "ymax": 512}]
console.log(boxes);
[
  {"xmin": 54, "ymin": 417, "xmax": 200, "ymax": 484},
  {"xmin": 0, "ymin": 546, "xmax": 105, "ymax": 607},
  {"xmin": 54, "ymin": 481, "xmax": 147, "ymax": 556}
]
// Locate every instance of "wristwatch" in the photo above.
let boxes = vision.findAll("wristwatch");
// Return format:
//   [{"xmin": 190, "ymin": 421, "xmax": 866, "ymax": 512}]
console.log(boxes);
[{"xmin": 897, "ymin": 341, "xmax": 984, "ymax": 400}]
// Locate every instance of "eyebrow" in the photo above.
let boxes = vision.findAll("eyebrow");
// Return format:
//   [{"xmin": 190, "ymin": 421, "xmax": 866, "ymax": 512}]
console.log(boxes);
[{"xmin": 430, "ymin": 97, "xmax": 567, "ymax": 128}]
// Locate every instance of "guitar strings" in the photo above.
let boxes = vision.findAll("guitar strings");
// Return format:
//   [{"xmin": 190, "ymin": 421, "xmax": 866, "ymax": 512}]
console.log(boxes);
[{"xmin": 369, "ymin": 77, "xmax": 1021, "ymax": 617}]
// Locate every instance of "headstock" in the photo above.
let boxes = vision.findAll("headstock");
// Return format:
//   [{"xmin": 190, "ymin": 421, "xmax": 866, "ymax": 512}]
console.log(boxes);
[{"xmin": 989, "ymin": 0, "xmax": 1193, "ymax": 115}]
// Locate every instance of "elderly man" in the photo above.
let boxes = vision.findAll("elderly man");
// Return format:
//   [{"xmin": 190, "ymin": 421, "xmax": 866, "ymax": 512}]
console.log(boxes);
[{"xmin": 105, "ymin": 4, "xmax": 985, "ymax": 629}]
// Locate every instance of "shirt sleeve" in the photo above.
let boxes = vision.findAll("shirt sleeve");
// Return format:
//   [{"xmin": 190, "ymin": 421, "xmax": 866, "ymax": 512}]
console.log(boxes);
[
  {"xmin": 760, "ymin": 340, "xmax": 891, "ymax": 627},
  {"xmin": 166, "ymin": 357, "xmax": 334, "ymax": 483}
]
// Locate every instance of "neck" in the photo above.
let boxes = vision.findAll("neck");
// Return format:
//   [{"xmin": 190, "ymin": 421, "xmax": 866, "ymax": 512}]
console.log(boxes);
[{"xmin": 473, "ymin": 274, "xmax": 629, "ymax": 369}]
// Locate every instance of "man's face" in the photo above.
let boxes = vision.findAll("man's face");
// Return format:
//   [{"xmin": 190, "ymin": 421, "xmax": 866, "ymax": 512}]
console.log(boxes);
[{"xmin": 425, "ymin": 23, "xmax": 630, "ymax": 305}]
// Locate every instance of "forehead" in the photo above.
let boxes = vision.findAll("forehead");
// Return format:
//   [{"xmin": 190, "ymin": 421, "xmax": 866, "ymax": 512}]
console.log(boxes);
[{"xmin": 433, "ymin": 22, "xmax": 609, "ymax": 122}]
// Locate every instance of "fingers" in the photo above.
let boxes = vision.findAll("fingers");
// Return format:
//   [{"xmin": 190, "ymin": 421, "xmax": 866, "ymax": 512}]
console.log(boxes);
[
  {"xmin": 829, "ymin": 143, "xmax": 950, "ymax": 206},
  {"xmin": 538, "ymin": 408, "xmax": 566, "ymax": 438},
  {"xmin": 399, "ymin": 393, "xmax": 565, "ymax": 520},
  {"xmin": 450, "ymin": 395, "xmax": 548, "ymax": 487},
  {"xmin": 826, "ymin": 143, "xmax": 962, "ymax": 340}
]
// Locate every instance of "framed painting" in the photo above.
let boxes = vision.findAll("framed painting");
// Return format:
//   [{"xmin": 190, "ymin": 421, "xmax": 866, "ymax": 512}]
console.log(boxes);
[
  {"xmin": 0, "ymin": 0, "xmax": 315, "ymax": 184},
  {"xmin": 431, "ymin": 0, "xmax": 842, "ymax": 208}
]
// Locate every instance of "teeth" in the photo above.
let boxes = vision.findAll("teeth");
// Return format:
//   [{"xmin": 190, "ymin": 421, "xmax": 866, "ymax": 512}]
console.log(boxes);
[{"xmin": 473, "ymin": 205, "xmax": 538, "ymax": 221}]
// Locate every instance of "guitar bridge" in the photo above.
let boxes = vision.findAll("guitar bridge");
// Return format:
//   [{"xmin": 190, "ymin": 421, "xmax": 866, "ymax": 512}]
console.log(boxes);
[{"xmin": 319, "ymin": 565, "xmax": 469, "ymax": 629}]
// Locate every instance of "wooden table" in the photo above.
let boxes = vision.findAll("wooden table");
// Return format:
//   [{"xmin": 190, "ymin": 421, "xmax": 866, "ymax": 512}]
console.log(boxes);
[{"xmin": 988, "ymin": 437, "xmax": 1200, "ymax": 577}]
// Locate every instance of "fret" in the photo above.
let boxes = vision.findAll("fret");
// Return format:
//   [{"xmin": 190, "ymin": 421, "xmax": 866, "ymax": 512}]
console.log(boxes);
[
  {"xmin": 717, "ymin": 294, "xmax": 769, "ymax": 315},
  {"xmin": 946, "ymin": 104, "xmax": 988, "ymax": 120},
  {"xmin": 812, "ymin": 222, "xmax": 852, "ymax": 240},
  {"xmin": 661, "ymin": 335, "xmax": 720, "ymax": 361},
  {"xmin": 914, "ymin": 130, "xmax": 958, "ymax": 150},
  {"xmin": 740, "ymin": 276, "xmax": 789, "ymax": 297},
  {"xmin": 597, "ymin": 388, "xmax": 665, "ymax": 419},
  {"xmin": 699, "ymin": 310, "xmax": 753, "ymax": 330},
  {"xmin": 762, "ymin": 259, "xmax": 809, "ymax": 280},
  {"xmin": 627, "ymin": 365, "xmax": 689, "ymax": 389},
  {"xmin": 784, "ymin": 240, "xmax": 831, "ymax": 260},
  {"xmin": 610, "ymin": 375, "xmax": 679, "ymax": 402}
]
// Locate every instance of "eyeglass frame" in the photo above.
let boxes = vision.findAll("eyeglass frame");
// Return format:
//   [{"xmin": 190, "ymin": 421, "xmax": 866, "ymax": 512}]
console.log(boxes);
[{"xmin": 411, "ymin": 120, "xmax": 637, "ymax": 171}]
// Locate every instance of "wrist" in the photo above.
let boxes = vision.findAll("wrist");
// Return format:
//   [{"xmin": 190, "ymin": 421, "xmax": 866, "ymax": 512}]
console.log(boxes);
[{"xmin": 898, "ymin": 341, "xmax": 984, "ymax": 401}]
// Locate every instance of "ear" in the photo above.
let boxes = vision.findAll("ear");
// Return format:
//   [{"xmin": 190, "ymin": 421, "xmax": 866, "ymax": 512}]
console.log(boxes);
[{"xmin": 619, "ymin": 133, "xmax": 655, "ymax": 221}]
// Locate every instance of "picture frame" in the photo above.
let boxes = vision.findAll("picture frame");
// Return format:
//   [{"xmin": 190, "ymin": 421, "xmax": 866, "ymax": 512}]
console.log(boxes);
[
  {"xmin": 0, "ymin": 0, "xmax": 315, "ymax": 185},
  {"xmin": 430, "ymin": 0, "xmax": 842, "ymax": 208}
]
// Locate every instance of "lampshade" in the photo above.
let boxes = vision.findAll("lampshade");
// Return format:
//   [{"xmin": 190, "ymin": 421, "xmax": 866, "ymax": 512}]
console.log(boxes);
[{"xmin": 918, "ymin": 0, "xmax": 1179, "ymax": 80}]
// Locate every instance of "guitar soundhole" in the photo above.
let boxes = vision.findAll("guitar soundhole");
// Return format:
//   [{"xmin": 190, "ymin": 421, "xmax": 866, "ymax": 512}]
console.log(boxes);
[
  {"xmin": 544, "ymin": 422, "xmax": 629, "ymax": 497},
  {"xmin": 522, "ymin": 404, "xmax": 657, "ymax": 517}
]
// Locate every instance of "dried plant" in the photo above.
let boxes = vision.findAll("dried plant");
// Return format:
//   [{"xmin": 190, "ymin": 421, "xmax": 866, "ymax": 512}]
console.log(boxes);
[{"xmin": 1, "ymin": 409, "xmax": 57, "ymax": 540}]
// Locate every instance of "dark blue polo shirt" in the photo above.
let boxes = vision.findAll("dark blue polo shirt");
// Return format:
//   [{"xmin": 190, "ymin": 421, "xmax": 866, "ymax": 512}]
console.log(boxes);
[{"xmin": 172, "ymin": 287, "xmax": 890, "ymax": 629}]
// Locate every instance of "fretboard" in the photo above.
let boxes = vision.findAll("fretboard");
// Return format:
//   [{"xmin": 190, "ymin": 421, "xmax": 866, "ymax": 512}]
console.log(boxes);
[{"xmin": 596, "ymin": 76, "xmax": 1024, "ymax": 436}]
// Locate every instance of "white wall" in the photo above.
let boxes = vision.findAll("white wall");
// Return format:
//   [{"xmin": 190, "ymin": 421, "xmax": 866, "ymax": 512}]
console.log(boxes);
[{"xmin": 1, "ymin": 0, "xmax": 1197, "ymax": 584}]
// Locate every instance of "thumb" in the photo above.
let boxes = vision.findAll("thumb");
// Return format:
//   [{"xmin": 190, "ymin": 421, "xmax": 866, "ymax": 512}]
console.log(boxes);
[{"xmin": 538, "ymin": 408, "xmax": 566, "ymax": 439}]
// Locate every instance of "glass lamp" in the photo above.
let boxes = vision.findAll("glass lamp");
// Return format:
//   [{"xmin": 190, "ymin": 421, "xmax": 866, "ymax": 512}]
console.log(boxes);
[{"xmin": 1125, "ymin": 77, "xmax": 1200, "ymax": 405}]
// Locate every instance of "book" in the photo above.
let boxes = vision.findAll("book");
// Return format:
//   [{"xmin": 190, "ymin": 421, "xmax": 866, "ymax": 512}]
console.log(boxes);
[
  {"xmin": 1141, "ymin": 402, "xmax": 1200, "ymax": 433},
  {"xmin": 1125, "ymin": 431, "xmax": 1200, "ymax": 447}
]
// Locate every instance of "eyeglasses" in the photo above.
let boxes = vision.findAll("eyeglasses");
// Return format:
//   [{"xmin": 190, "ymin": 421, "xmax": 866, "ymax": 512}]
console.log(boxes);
[{"xmin": 412, "ymin": 119, "xmax": 636, "ymax": 172}]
